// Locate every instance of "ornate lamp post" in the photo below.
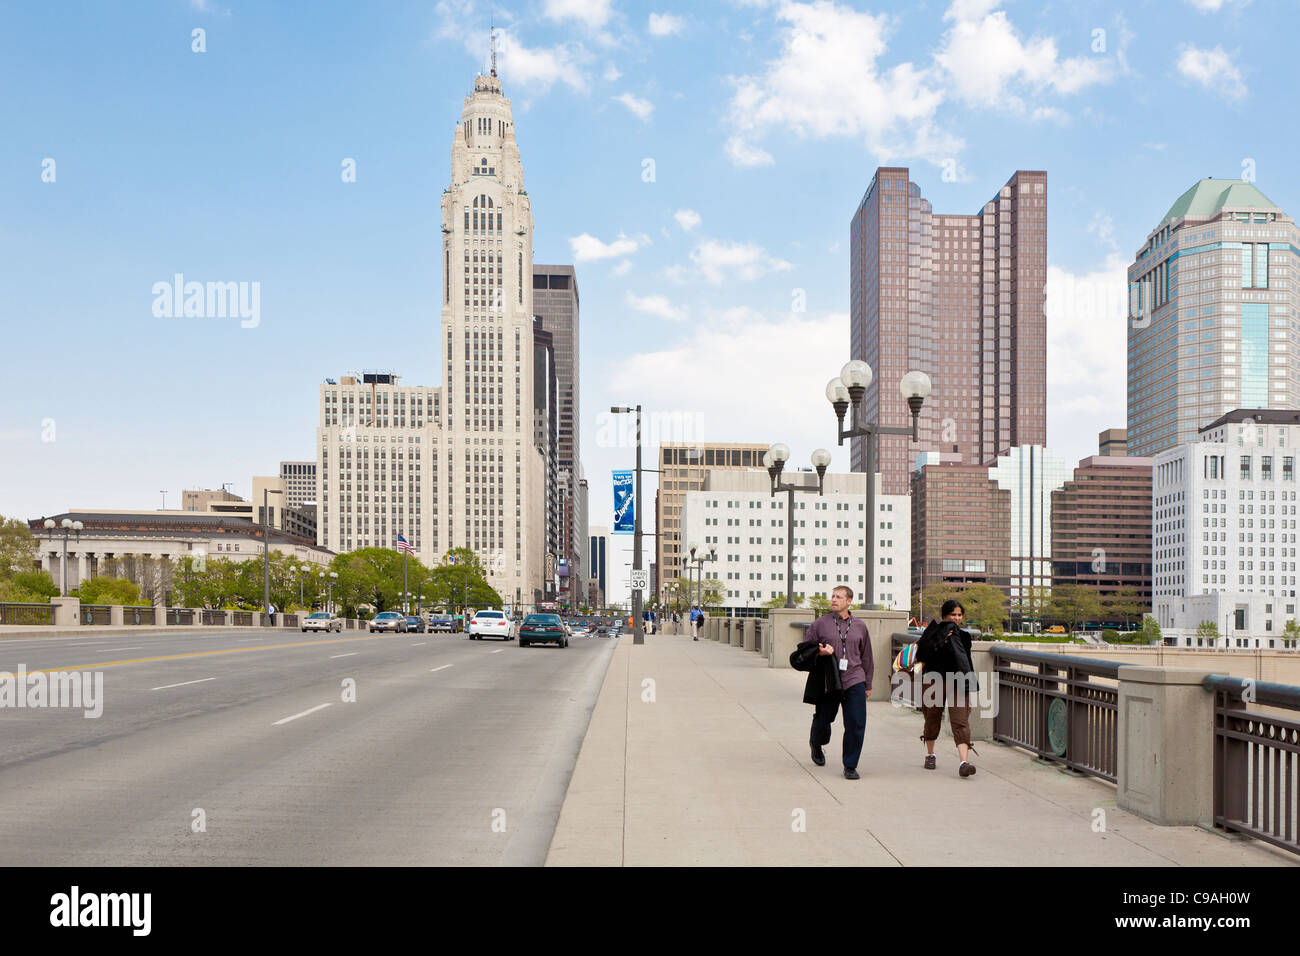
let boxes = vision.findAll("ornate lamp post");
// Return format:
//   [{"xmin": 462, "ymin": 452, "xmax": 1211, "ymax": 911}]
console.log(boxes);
[
  {"xmin": 765, "ymin": 445, "xmax": 830, "ymax": 609},
  {"xmin": 827, "ymin": 360, "xmax": 931, "ymax": 610},
  {"xmin": 43, "ymin": 518, "xmax": 84, "ymax": 596},
  {"xmin": 686, "ymin": 541, "xmax": 717, "ymax": 613}
]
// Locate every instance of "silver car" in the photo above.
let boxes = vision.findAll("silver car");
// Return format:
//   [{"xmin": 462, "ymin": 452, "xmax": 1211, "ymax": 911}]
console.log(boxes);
[{"xmin": 302, "ymin": 612, "xmax": 342, "ymax": 633}]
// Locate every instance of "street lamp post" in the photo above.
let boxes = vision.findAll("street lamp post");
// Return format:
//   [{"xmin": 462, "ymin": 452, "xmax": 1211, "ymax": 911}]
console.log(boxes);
[
  {"xmin": 764, "ymin": 445, "xmax": 831, "ymax": 609},
  {"xmin": 261, "ymin": 487, "xmax": 285, "ymax": 624},
  {"xmin": 43, "ymin": 518, "xmax": 84, "ymax": 596},
  {"xmin": 686, "ymin": 541, "xmax": 717, "ymax": 617},
  {"xmin": 611, "ymin": 404, "xmax": 646, "ymax": 645},
  {"xmin": 826, "ymin": 360, "xmax": 931, "ymax": 610},
  {"xmin": 293, "ymin": 565, "xmax": 305, "ymax": 608}
]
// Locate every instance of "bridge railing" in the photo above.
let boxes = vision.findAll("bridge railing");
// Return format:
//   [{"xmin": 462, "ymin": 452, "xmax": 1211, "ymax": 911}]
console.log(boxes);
[
  {"xmin": 0, "ymin": 603, "xmax": 55, "ymax": 626},
  {"xmin": 1203, "ymin": 675, "xmax": 1300, "ymax": 857},
  {"xmin": 990, "ymin": 646, "xmax": 1121, "ymax": 783}
]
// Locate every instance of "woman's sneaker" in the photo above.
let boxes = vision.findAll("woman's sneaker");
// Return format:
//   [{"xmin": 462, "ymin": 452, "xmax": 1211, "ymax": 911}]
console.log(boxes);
[
  {"xmin": 959, "ymin": 761, "xmax": 977, "ymax": 777},
  {"xmin": 924, "ymin": 755, "xmax": 936, "ymax": 770}
]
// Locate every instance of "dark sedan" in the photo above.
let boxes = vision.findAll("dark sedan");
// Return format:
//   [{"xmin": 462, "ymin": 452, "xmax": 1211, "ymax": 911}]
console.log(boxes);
[
  {"xmin": 518, "ymin": 613, "xmax": 568, "ymax": 648},
  {"xmin": 405, "ymin": 616, "xmax": 426, "ymax": 634}
]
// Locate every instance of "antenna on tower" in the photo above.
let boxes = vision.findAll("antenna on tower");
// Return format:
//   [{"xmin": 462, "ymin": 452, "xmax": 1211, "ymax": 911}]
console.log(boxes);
[{"xmin": 489, "ymin": 19, "xmax": 497, "ymax": 77}]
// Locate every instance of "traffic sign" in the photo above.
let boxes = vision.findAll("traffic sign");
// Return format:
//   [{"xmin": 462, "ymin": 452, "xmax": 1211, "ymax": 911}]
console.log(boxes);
[{"xmin": 630, "ymin": 570, "xmax": 648, "ymax": 591}]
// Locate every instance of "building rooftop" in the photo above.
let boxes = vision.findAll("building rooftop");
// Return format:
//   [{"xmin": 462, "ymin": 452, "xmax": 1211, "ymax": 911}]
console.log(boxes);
[
  {"xmin": 1160, "ymin": 178, "xmax": 1280, "ymax": 228},
  {"xmin": 1198, "ymin": 408, "xmax": 1300, "ymax": 433}
]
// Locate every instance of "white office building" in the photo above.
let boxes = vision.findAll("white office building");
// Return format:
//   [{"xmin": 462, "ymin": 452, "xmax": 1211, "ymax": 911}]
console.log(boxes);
[
  {"xmin": 680, "ymin": 469, "xmax": 910, "ymax": 615},
  {"xmin": 316, "ymin": 64, "xmax": 545, "ymax": 609},
  {"xmin": 1152, "ymin": 409, "xmax": 1300, "ymax": 648}
]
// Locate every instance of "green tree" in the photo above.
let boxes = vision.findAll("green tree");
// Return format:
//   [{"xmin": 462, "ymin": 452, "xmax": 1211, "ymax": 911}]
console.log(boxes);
[
  {"xmin": 1283, "ymin": 619, "xmax": 1300, "ymax": 642},
  {"xmin": 913, "ymin": 582, "xmax": 963, "ymax": 624},
  {"xmin": 1196, "ymin": 619, "xmax": 1221, "ymax": 643},
  {"xmin": 78, "ymin": 576, "xmax": 145, "ymax": 606},
  {"xmin": 960, "ymin": 583, "xmax": 1008, "ymax": 632},
  {"xmin": 808, "ymin": 592, "xmax": 831, "ymax": 616},
  {"xmin": 1140, "ymin": 615, "xmax": 1162, "ymax": 644},
  {"xmin": 700, "ymin": 577, "xmax": 724, "ymax": 611},
  {"xmin": 762, "ymin": 593, "xmax": 795, "ymax": 609},
  {"xmin": 1012, "ymin": 586, "xmax": 1053, "ymax": 632},
  {"xmin": 0, "ymin": 516, "xmax": 38, "ymax": 578},
  {"xmin": 12, "ymin": 570, "xmax": 58, "ymax": 599},
  {"xmin": 1050, "ymin": 584, "xmax": 1104, "ymax": 635},
  {"xmin": 1104, "ymin": 587, "xmax": 1146, "ymax": 629}
]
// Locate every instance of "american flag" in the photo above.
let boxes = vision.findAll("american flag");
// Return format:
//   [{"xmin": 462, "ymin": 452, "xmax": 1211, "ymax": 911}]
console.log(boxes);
[{"xmin": 396, "ymin": 534, "xmax": 414, "ymax": 555}]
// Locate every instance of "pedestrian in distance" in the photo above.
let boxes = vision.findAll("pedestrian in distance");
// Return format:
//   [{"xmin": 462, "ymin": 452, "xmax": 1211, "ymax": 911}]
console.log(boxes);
[
  {"xmin": 800, "ymin": 585, "xmax": 872, "ymax": 779},
  {"xmin": 914, "ymin": 599, "xmax": 980, "ymax": 777},
  {"xmin": 689, "ymin": 603, "xmax": 703, "ymax": 640}
]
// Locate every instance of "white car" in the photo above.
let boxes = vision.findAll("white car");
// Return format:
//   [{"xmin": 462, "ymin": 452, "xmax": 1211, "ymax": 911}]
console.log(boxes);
[
  {"xmin": 468, "ymin": 609, "xmax": 513, "ymax": 641},
  {"xmin": 302, "ymin": 612, "xmax": 342, "ymax": 633}
]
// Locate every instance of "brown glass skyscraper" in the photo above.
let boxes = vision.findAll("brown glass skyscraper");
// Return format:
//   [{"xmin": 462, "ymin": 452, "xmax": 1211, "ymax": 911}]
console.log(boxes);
[{"xmin": 850, "ymin": 167, "xmax": 1047, "ymax": 495}]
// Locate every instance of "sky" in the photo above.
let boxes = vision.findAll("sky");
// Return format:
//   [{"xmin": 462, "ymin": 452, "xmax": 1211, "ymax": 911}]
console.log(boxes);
[{"xmin": 2, "ymin": 0, "xmax": 1296, "ymax": 606}]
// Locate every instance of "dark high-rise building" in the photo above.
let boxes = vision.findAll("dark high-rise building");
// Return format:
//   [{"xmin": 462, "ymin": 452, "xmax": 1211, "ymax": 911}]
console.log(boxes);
[
  {"xmin": 533, "ymin": 317, "xmax": 560, "ymax": 600},
  {"xmin": 850, "ymin": 167, "xmax": 1047, "ymax": 495},
  {"xmin": 534, "ymin": 264, "xmax": 583, "ymax": 596},
  {"xmin": 1051, "ymin": 453, "xmax": 1153, "ymax": 611},
  {"xmin": 1098, "ymin": 428, "xmax": 1128, "ymax": 457}
]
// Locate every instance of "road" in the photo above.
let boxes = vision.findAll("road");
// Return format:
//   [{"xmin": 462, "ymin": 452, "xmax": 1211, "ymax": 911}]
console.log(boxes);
[{"xmin": 0, "ymin": 627, "xmax": 616, "ymax": 865}]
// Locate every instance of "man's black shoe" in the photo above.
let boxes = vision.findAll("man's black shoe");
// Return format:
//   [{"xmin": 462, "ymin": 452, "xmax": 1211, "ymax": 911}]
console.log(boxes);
[
  {"xmin": 844, "ymin": 767, "xmax": 860, "ymax": 780},
  {"xmin": 811, "ymin": 745, "xmax": 826, "ymax": 766}
]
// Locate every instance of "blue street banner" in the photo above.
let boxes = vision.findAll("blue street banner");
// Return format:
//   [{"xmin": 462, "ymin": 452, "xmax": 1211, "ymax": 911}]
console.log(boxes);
[{"xmin": 613, "ymin": 470, "xmax": 634, "ymax": 534}]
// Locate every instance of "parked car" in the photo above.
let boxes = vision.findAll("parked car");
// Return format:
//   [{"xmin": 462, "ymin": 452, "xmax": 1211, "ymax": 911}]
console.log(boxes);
[
  {"xmin": 518, "ymin": 613, "xmax": 568, "ymax": 648},
  {"xmin": 405, "ymin": 615, "xmax": 426, "ymax": 634},
  {"xmin": 370, "ymin": 611, "xmax": 408, "ymax": 633},
  {"xmin": 468, "ymin": 609, "xmax": 513, "ymax": 641},
  {"xmin": 1046, "ymin": 625, "xmax": 1066, "ymax": 634},
  {"xmin": 302, "ymin": 611, "xmax": 343, "ymax": 633},
  {"xmin": 428, "ymin": 613, "xmax": 457, "ymax": 633}
]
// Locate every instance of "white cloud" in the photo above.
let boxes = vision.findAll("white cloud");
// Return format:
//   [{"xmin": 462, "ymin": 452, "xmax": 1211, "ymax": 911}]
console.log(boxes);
[
  {"xmin": 614, "ymin": 92, "xmax": 654, "ymax": 120},
  {"xmin": 1031, "ymin": 106, "xmax": 1069, "ymax": 123},
  {"xmin": 725, "ymin": 135, "xmax": 774, "ymax": 168},
  {"xmin": 605, "ymin": 309, "xmax": 847, "ymax": 462},
  {"xmin": 1045, "ymin": 255, "xmax": 1129, "ymax": 468},
  {"xmin": 690, "ymin": 239, "xmax": 793, "ymax": 283},
  {"xmin": 935, "ymin": 2, "xmax": 1114, "ymax": 110},
  {"xmin": 435, "ymin": 2, "xmax": 589, "ymax": 93},
  {"xmin": 648, "ymin": 12, "xmax": 685, "ymax": 36},
  {"xmin": 626, "ymin": 292, "xmax": 688, "ymax": 321},
  {"xmin": 570, "ymin": 232, "xmax": 641, "ymax": 262},
  {"xmin": 544, "ymin": 0, "xmax": 613, "ymax": 29},
  {"xmin": 1176, "ymin": 44, "xmax": 1247, "ymax": 100},
  {"xmin": 1183, "ymin": 0, "xmax": 1248, "ymax": 10},
  {"xmin": 723, "ymin": 0, "xmax": 957, "ymax": 169},
  {"xmin": 603, "ymin": 62, "xmax": 622, "ymax": 82},
  {"xmin": 613, "ymin": 259, "xmax": 633, "ymax": 275},
  {"xmin": 674, "ymin": 209, "xmax": 702, "ymax": 231}
]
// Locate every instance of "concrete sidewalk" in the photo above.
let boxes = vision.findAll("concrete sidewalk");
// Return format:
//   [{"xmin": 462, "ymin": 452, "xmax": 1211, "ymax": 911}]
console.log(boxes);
[{"xmin": 546, "ymin": 632, "xmax": 1297, "ymax": 866}]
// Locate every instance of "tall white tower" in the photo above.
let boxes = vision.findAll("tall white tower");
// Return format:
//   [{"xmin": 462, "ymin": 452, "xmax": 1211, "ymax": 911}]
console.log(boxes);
[{"xmin": 438, "ymin": 63, "xmax": 543, "ymax": 608}]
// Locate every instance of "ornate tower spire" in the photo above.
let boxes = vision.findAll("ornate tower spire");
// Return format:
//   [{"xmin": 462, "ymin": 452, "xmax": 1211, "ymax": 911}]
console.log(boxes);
[{"xmin": 489, "ymin": 21, "xmax": 497, "ymax": 77}]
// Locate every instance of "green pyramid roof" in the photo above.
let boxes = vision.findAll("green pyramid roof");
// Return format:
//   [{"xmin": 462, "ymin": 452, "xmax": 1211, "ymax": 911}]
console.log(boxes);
[{"xmin": 1160, "ymin": 179, "xmax": 1279, "ymax": 227}]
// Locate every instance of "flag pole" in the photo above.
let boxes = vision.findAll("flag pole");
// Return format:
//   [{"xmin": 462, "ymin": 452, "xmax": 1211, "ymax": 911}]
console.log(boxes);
[{"xmin": 403, "ymin": 539, "xmax": 409, "ymax": 615}]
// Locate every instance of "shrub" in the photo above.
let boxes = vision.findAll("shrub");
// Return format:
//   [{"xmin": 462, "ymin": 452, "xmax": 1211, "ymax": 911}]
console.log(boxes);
[{"xmin": 1102, "ymin": 628, "xmax": 1120, "ymax": 643}]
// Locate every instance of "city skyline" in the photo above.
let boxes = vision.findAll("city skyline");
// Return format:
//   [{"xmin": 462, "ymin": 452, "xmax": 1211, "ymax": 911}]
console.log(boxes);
[{"xmin": 5, "ymin": 2, "xmax": 1300, "ymax": 607}]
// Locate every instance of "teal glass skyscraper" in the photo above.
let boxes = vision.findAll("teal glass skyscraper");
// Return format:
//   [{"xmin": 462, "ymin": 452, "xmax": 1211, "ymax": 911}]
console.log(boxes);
[{"xmin": 1127, "ymin": 179, "xmax": 1300, "ymax": 458}]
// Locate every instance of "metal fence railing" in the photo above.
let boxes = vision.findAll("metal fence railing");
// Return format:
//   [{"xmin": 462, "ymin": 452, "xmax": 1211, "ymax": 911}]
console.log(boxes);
[
  {"xmin": 201, "ymin": 609, "xmax": 225, "ymax": 626},
  {"xmin": 0, "ymin": 603, "xmax": 55, "ymax": 626},
  {"xmin": 123, "ymin": 606, "xmax": 155, "ymax": 625},
  {"xmin": 231, "ymin": 611, "xmax": 253, "ymax": 627},
  {"xmin": 990, "ymin": 646, "xmax": 1121, "ymax": 783},
  {"xmin": 1204, "ymin": 675, "xmax": 1300, "ymax": 858},
  {"xmin": 166, "ymin": 608, "xmax": 195, "ymax": 625},
  {"xmin": 81, "ymin": 605, "xmax": 112, "ymax": 625},
  {"xmin": 282, "ymin": 614, "xmax": 298, "ymax": 628}
]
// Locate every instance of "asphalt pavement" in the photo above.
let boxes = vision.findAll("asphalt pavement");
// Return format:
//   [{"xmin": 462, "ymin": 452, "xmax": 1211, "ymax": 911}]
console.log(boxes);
[{"xmin": 0, "ymin": 626, "xmax": 616, "ymax": 865}]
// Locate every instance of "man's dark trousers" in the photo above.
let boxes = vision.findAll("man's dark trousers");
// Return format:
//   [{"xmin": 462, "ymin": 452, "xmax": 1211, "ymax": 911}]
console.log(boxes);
[{"xmin": 810, "ymin": 683, "xmax": 867, "ymax": 770}]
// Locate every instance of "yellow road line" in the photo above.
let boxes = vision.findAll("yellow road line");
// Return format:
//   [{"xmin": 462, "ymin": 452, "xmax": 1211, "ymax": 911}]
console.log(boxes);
[{"xmin": 11, "ymin": 633, "xmax": 410, "ymax": 676}]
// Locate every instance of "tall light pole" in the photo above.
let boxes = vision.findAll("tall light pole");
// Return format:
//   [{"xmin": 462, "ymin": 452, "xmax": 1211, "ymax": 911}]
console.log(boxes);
[
  {"xmin": 43, "ymin": 518, "xmax": 84, "ymax": 596},
  {"xmin": 262, "ymin": 487, "xmax": 285, "ymax": 624},
  {"xmin": 827, "ymin": 360, "xmax": 931, "ymax": 610},
  {"xmin": 687, "ymin": 541, "xmax": 716, "ymax": 615},
  {"xmin": 611, "ymin": 405, "xmax": 645, "ymax": 645},
  {"xmin": 293, "ymin": 565, "xmax": 305, "ymax": 607},
  {"xmin": 765, "ymin": 445, "xmax": 830, "ymax": 609}
]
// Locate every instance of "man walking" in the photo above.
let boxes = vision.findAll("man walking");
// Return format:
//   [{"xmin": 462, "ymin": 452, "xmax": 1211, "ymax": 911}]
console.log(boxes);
[
  {"xmin": 689, "ymin": 603, "xmax": 703, "ymax": 640},
  {"xmin": 801, "ymin": 585, "xmax": 872, "ymax": 779},
  {"xmin": 914, "ymin": 599, "xmax": 979, "ymax": 777}
]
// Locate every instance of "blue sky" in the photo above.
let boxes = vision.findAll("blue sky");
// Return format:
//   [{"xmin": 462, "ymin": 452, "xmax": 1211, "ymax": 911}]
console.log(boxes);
[{"xmin": 2, "ymin": 0, "xmax": 1294, "ymax": 601}]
